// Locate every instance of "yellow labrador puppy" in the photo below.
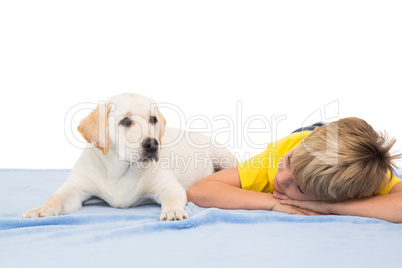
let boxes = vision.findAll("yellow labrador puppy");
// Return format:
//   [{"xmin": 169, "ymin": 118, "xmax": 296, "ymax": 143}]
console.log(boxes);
[{"xmin": 22, "ymin": 93, "xmax": 236, "ymax": 221}]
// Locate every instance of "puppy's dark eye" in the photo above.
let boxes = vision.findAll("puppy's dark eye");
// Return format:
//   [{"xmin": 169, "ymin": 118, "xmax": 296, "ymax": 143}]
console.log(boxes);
[
  {"xmin": 150, "ymin": 116, "xmax": 158, "ymax": 124},
  {"xmin": 119, "ymin": 117, "xmax": 132, "ymax": 127}
]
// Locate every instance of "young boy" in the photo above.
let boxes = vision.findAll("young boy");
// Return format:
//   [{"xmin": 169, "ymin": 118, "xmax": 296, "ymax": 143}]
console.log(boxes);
[{"xmin": 187, "ymin": 117, "xmax": 402, "ymax": 223}]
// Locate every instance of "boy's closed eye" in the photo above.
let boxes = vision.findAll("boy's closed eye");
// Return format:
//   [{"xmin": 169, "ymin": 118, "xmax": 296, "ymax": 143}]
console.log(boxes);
[
  {"xmin": 297, "ymin": 185, "xmax": 304, "ymax": 194},
  {"xmin": 288, "ymin": 154, "xmax": 305, "ymax": 194}
]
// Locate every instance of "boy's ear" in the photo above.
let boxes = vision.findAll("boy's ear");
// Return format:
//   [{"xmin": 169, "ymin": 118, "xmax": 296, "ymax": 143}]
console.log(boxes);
[
  {"xmin": 313, "ymin": 126, "xmax": 320, "ymax": 132},
  {"xmin": 77, "ymin": 102, "xmax": 112, "ymax": 155}
]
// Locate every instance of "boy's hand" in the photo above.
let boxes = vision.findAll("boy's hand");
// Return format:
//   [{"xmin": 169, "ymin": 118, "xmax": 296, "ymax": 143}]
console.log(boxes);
[
  {"xmin": 271, "ymin": 201, "xmax": 322, "ymax": 215},
  {"xmin": 271, "ymin": 193, "xmax": 322, "ymax": 215},
  {"xmin": 273, "ymin": 191, "xmax": 331, "ymax": 215}
]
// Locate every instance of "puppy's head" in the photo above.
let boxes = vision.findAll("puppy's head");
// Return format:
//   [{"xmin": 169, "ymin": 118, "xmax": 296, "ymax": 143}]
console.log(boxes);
[{"xmin": 77, "ymin": 93, "xmax": 166, "ymax": 163}]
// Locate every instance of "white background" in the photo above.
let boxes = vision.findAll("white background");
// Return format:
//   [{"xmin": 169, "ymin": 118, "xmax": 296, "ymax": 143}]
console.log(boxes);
[{"xmin": 0, "ymin": 0, "xmax": 401, "ymax": 169}]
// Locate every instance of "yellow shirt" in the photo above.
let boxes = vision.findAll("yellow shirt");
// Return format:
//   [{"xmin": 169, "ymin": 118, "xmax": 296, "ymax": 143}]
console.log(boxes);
[{"xmin": 237, "ymin": 131, "xmax": 400, "ymax": 195}]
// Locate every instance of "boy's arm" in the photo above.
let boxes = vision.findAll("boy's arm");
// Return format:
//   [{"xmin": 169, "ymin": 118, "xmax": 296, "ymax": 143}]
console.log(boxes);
[
  {"xmin": 187, "ymin": 168, "xmax": 319, "ymax": 215},
  {"xmin": 275, "ymin": 182, "xmax": 402, "ymax": 223}
]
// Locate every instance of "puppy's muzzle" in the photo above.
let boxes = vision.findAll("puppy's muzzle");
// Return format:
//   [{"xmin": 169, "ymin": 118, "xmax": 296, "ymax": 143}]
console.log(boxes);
[
  {"xmin": 142, "ymin": 138, "xmax": 159, "ymax": 153},
  {"xmin": 141, "ymin": 138, "xmax": 159, "ymax": 161}
]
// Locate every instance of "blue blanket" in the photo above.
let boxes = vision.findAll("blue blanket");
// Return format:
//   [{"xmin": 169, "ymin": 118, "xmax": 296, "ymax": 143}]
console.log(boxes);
[{"xmin": 1, "ymin": 169, "xmax": 402, "ymax": 268}]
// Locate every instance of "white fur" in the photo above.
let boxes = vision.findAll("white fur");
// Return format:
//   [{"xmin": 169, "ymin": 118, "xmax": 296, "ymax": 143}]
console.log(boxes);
[{"xmin": 22, "ymin": 93, "xmax": 235, "ymax": 221}]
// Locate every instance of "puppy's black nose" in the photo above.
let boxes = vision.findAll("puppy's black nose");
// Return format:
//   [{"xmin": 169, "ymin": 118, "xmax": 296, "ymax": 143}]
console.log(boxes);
[{"xmin": 142, "ymin": 138, "xmax": 159, "ymax": 153}]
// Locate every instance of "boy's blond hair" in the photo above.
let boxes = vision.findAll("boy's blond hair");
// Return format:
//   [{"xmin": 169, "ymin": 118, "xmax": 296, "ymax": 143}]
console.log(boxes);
[{"xmin": 291, "ymin": 117, "xmax": 400, "ymax": 202}]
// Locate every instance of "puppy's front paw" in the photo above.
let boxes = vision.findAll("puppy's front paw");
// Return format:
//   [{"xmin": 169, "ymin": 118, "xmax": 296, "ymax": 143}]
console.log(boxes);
[
  {"xmin": 22, "ymin": 206, "xmax": 59, "ymax": 218},
  {"xmin": 159, "ymin": 208, "xmax": 188, "ymax": 221}
]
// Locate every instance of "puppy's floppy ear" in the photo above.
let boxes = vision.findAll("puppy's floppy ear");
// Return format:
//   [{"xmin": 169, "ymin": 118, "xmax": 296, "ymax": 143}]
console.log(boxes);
[
  {"xmin": 77, "ymin": 102, "xmax": 112, "ymax": 155},
  {"xmin": 157, "ymin": 107, "xmax": 166, "ymax": 147}
]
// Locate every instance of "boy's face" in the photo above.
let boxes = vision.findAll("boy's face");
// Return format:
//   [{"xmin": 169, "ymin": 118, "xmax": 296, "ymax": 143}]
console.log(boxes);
[{"xmin": 274, "ymin": 147, "xmax": 318, "ymax": 201}]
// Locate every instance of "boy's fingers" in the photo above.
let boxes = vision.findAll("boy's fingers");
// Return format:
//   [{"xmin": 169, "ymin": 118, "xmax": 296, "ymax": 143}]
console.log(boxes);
[
  {"xmin": 281, "ymin": 200, "xmax": 311, "ymax": 211},
  {"xmin": 299, "ymin": 208, "xmax": 321, "ymax": 216},
  {"xmin": 286, "ymin": 206, "xmax": 306, "ymax": 215},
  {"xmin": 292, "ymin": 210, "xmax": 306, "ymax": 215},
  {"xmin": 281, "ymin": 200, "xmax": 330, "ymax": 215},
  {"xmin": 280, "ymin": 199, "xmax": 296, "ymax": 206},
  {"xmin": 283, "ymin": 201, "xmax": 321, "ymax": 215},
  {"xmin": 292, "ymin": 207, "xmax": 321, "ymax": 216},
  {"xmin": 273, "ymin": 191, "xmax": 291, "ymax": 200}
]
